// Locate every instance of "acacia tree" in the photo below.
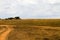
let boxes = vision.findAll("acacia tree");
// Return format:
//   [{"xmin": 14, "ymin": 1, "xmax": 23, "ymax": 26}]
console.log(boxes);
[{"xmin": 14, "ymin": 17, "xmax": 21, "ymax": 19}]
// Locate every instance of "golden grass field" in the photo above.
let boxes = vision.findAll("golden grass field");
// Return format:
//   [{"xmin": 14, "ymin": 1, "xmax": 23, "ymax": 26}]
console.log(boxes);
[
  {"xmin": 0, "ymin": 19, "xmax": 60, "ymax": 40},
  {"xmin": 0, "ymin": 19, "xmax": 60, "ymax": 26}
]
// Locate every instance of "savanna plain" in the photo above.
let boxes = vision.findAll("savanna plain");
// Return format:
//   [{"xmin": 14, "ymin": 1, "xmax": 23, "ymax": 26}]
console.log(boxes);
[{"xmin": 0, "ymin": 19, "xmax": 60, "ymax": 40}]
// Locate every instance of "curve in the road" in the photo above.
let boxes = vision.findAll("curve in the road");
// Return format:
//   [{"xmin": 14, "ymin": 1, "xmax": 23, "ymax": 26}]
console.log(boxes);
[{"xmin": 0, "ymin": 25, "xmax": 14, "ymax": 40}]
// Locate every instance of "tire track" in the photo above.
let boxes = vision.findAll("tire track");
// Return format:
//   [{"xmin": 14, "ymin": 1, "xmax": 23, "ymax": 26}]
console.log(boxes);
[{"xmin": 0, "ymin": 25, "xmax": 14, "ymax": 40}]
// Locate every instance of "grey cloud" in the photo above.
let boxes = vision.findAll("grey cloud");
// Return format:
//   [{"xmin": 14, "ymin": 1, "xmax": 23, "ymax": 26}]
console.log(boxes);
[{"xmin": 0, "ymin": 0, "xmax": 60, "ymax": 18}]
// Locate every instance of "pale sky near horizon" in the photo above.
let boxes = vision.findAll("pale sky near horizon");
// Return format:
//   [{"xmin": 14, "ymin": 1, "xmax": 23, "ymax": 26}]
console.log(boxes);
[{"xmin": 0, "ymin": 0, "xmax": 60, "ymax": 19}]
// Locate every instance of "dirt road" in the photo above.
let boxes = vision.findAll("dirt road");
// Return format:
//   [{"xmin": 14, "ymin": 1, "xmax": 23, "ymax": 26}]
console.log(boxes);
[{"xmin": 0, "ymin": 25, "xmax": 14, "ymax": 40}]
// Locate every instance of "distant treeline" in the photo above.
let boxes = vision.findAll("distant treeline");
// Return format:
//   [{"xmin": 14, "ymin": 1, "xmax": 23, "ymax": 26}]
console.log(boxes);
[
  {"xmin": 0, "ymin": 17, "xmax": 21, "ymax": 20},
  {"xmin": 6, "ymin": 17, "xmax": 21, "ymax": 20}
]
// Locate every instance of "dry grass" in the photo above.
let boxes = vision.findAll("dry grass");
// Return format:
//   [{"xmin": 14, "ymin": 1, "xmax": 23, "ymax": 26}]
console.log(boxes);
[
  {"xmin": 0, "ymin": 19, "xmax": 60, "ymax": 40},
  {"xmin": 0, "ymin": 19, "xmax": 60, "ymax": 26},
  {"xmin": 8, "ymin": 25, "xmax": 60, "ymax": 40}
]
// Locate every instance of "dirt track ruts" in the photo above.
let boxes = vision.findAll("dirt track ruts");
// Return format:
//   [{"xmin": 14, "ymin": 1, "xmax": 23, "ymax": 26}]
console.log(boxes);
[{"xmin": 0, "ymin": 25, "xmax": 14, "ymax": 40}]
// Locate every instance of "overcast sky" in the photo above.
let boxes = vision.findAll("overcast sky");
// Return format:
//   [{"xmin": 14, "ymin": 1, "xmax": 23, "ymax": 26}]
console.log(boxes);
[{"xmin": 0, "ymin": 0, "xmax": 60, "ymax": 19}]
